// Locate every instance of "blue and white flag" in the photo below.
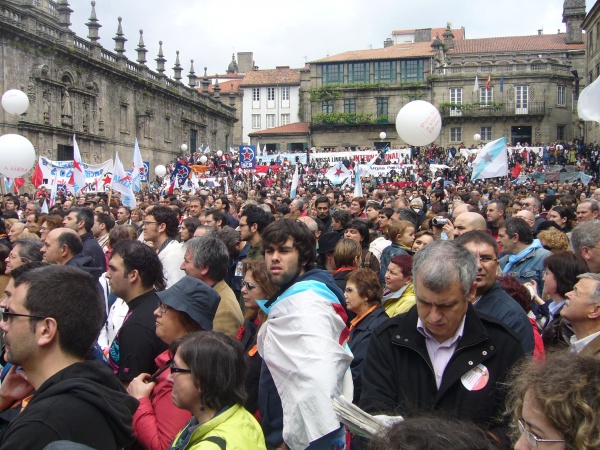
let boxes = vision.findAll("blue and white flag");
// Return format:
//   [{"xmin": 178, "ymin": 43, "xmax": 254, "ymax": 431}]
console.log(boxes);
[
  {"xmin": 290, "ymin": 165, "xmax": 299, "ymax": 199},
  {"xmin": 132, "ymin": 138, "xmax": 144, "ymax": 192},
  {"xmin": 170, "ymin": 161, "xmax": 191, "ymax": 188},
  {"xmin": 471, "ymin": 137, "xmax": 508, "ymax": 181},
  {"xmin": 325, "ymin": 162, "xmax": 351, "ymax": 185},
  {"xmin": 111, "ymin": 152, "xmax": 137, "ymax": 208}
]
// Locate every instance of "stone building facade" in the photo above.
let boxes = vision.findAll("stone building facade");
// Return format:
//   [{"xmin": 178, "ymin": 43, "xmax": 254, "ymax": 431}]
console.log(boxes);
[
  {"xmin": 0, "ymin": 0, "xmax": 236, "ymax": 173},
  {"xmin": 582, "ymin": 0, "xmax": 600, "ymax": 144},
  {"xmin": 308, "ymin": 0, "xmax": 586, "ymax": 150}
]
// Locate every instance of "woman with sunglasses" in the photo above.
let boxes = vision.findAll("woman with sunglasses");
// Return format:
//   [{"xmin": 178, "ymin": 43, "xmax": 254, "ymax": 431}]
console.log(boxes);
[
  {"xmin": 508, "ymin": 351, "xmax": 600, "ymax": 449},
  {"xmin": 237, "ymin": 259, "xmax": 277, "ymax": 415},
  {"xmin": 168, "ymin": 331, "xmax": 266, "ymax": 449},
  {"xmin": 127, "ymin": 276, "xmax": 221, "ymax": 450}
]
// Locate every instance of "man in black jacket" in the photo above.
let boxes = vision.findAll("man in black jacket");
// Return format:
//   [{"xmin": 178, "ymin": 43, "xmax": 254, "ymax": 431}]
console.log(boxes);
[
  {"xmin": 0, "ymin": 265, "xmax": 138, "ymax": 449},
  {"xmin": 359, "ymin": 240, "xmax": 525, "ymax": 445}
]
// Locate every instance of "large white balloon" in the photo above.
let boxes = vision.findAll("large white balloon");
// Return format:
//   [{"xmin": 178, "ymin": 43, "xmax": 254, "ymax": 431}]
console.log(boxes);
[
  {"xmin": 199, "ymin": 155, "xmax": 208, "ymax": 164},
  {"xmin": 379, "ymin": 131, "xmax": 386, "ymax": 140},
  {"xmin": 1, "ymin": 90, "xmax": 30, "ymax": 115},
  {"xmin": 395, "ymin": 100, "xmax": 441, "ymax": 146},
  {"xmin": 216, "ymin": 150, "xmax": 223, "ymax": 157},
  {"xmin": 0, "ymin": 134, "xmax": 36, "ymax": 178},
  {"xmin": 155, "ymin": 164, "xmax": 167, "ymax": 177},
  {"xmin": 474, "ymin": 133, "xmax": 481, "ymax": 141}
]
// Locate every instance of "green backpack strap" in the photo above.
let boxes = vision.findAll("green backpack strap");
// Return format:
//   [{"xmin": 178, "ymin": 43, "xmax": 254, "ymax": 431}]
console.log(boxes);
[{"xmin": 202, "ymin": 436, "xmax": 226, "ymax": 449}]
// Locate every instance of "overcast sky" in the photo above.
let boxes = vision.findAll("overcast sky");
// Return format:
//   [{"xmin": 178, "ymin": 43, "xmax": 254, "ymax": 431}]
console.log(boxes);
[{"xmin": 70, "ymin": 0, "xmax": 592, "ymax": 77}]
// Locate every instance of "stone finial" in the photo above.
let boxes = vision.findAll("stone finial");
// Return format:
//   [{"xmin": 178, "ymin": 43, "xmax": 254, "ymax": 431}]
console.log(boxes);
[
  {"xmin": 201, "ymin": 67, "xmax": 210, "ymax": 93},
  {"xmin": 155, "ymin": 41, "xmax": 167, "ymax": 75},
  {"xmin": 188, "ymin": 59, "xmax": 197, "ymax": 88},
  {"xmin": 229, "ymin": 83, "xmax": 236, "ymax": 106},
  {"xmin": 213, "ymin": 75, "xmax": 221, "ymax": 99},
  {"xmin": 56, "ymin": 0, "xmax": 73, "ymax": 29},
  {"xmin": 86, "ymin": 1, "xmax": 101, "ymax": 44},
  {"xmin": 173, "ymin": 50, "xmax": 183, "ymax": 81},
  {"xmin": 113, "ymin": 17, "xmax": 127, "ymax": 57},
  {"xmin": 136, "ymin": 30, "xmax": 147, "ymax": 65},
  {"xmin": 431, "ymin": 34, "xmax": 444, "ymax": 50}
]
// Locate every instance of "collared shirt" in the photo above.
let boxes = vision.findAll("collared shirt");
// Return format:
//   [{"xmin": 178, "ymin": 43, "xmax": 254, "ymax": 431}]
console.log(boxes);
[
  {"xmin": 571, "ymin": 329, "xmax": 600, "ymax": 353},
  {"xmin": 417, "ymin": 316, "xmax": 466, "ymax": 389},
  {"xmin": 548, "ymin": 300, "xmax": 565, "ymax": 321}
]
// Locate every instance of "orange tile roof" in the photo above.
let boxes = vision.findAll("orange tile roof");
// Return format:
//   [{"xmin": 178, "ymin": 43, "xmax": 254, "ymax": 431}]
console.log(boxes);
[
  {"xmin": 196, "ymin": 79, "xmax": 242, "ymax": 94},
  {"xmin": 392, "ymin": 27, "xmax": 465, "ymax": 40},
  {"xmin": 240, "ymin": 67, "xmax": 302, "ymax": 86},
  {"xmin": 450, "ymin": 34, "xmax": 585, "ymax": 53},
  {"xmin": 312, "ymin": 41, "xmax": 435, "ymax": 63},
  {"xmin": 249, "ymin": 122, "xmax": 310, "ymax": 136}
]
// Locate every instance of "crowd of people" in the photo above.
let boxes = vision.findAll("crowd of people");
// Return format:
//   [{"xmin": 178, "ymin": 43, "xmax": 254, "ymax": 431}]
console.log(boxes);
[{"xmin": 1, "ymin": 148, "xmax": 600, "ymax": 449}]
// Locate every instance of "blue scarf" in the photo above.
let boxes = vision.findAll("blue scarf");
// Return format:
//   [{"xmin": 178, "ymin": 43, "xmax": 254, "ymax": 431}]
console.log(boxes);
[{"xmin": 503, "ymin": 239, "xmax": 543, "ymax": 274}]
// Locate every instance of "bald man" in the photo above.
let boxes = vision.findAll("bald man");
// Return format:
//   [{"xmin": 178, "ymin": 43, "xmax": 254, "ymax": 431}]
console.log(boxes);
[
  {"xmin": 515, "ymin": 210, "xmax": 536, "ymax": 230},
  {"xmin": 453, "ymin": 212, "xmax": 486, "ymax": 239},
  {"xmin": 451, "ymin": 203, "xmax": 478, "ymax": 220}
]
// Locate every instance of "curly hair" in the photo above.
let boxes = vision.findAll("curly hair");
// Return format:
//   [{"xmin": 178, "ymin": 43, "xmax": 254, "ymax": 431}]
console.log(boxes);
[
  {"xmin": 242, "ymin": 258, "xmax": 278, "ymax": 299},
  {"xmin": 507, "ymin": 352, "xmax": 600, "ymax": 449},
  {"xmin": 537, "ymin": 227, "xmax": 570, "ymax": 253}
]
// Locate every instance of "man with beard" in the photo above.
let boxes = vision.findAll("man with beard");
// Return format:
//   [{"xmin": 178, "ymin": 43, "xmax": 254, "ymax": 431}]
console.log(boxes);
[
  {"xmin": 257, "ymin": 220, "xmax": 351, "ymax": 450},
  {"xmin": 315, "ymin": 196, "xmax": 332, "ymax": 233}
]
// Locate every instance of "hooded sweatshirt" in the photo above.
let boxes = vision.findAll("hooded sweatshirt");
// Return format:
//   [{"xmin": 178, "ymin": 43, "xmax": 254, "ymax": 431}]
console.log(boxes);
[{"xmin": 0, "ymin": 361, "xmax": 139, "ymax": 450}]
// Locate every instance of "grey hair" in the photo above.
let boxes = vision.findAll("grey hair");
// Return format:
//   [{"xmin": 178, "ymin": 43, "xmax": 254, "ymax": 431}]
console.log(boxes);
[
  {"xmin": 577, "ymin": 273, "xmax": 600, "ymax": 303},
  {"xmin": 412, "ymin": 240, "xmax": 477, "ymax": 298},
  {"xmin": 14, "ymin": 238, "xmax": 43, "ymax": 262},
  {"xmin": 184, "ymin": 236, "xmax": 229, "ymax": 281},
  {"xmin": 194, "ymin": 226, "xmax": 218, "ymax": 237},
  {"xmin": 571, "ymin": 221, "xmax": 600, "ymax": 254},
  {"xmin": 410, "ymin": 197, "xmax": 423, "ymax": 208},
  {"xmin": 580, "ymin": 200, "xmax": 599, "ymax": 213}
]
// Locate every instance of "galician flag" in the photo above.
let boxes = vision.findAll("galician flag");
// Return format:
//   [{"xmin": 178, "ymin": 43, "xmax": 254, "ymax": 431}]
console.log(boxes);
[
  {"xmin": 111, "ymin": 152, "xmax": 137, "ymax": 208},
  {"xmin": 353, "ymin": 168, "xmax": 363, "ymax": 198},
  {"xmin": 132, "ymin": 138, "xmax": 144, "ymax": 192},
  {"xmin": 471, "ymin": 137, "xmax": 508, "ymax": 181},
  {"xmin": 71, "ymin": 134, "xmax": 86, "ymax": 196},
  {"xmin": 325, "ymin": 162, "xmax": 351, "ymax": 185},
  {"xmin": 290, "ymin": 165, "xmax": 299, "ymax": 199}
]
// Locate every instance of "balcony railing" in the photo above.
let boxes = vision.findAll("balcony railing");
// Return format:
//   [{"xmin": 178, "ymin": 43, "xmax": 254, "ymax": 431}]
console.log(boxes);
[{"xmin": 439, "ymin": 102, "xmax": 546, "ymax": 118}]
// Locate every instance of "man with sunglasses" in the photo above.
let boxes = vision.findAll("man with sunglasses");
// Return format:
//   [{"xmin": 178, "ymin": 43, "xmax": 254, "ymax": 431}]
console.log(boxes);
[{"xmin": 0, "ymin": 265, "xmax": 138, "ymax": 450}]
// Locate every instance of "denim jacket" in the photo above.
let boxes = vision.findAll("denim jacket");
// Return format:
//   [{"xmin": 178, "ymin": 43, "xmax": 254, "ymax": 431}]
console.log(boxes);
[{"xmin": 500, "ymin": 247, "xmax": 552, "ymax": 295}]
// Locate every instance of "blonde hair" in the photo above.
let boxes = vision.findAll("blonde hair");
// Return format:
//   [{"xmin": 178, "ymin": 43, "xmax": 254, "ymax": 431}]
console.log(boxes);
[
  {"xmin": 333, "ymin": 238, "xmax": 362, "ymax": 268},
  {"xmin": 387, "ymin": 220, "xmax": 414, "ymax": 243},
  {"xmin": 537, "ymin": 228, "xmax": 569, "ymax": 253}
]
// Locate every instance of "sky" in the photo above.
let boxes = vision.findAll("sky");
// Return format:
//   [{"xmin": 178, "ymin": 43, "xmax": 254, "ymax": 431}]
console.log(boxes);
[{"xmin": 70, "ymin": 0, "xmax": 593, "ymax": 77}]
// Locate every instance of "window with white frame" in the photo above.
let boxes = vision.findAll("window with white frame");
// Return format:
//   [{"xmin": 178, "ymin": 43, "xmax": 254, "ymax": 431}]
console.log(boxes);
[
  {"xmin": 252, "ymin": 114, "xmax": 261, "ymax": 129},
  {"xmin": 281, "ymin": 87, "xmax": 290, "ymax": 101},
  {"xmin": 252, "ymin": 88, "xmax": 260, "ymax": 101},
  {"xmin": 266, "ymin": 114, "xmax": 275, "ymax": 128},
  {"xmin": 267, "ymin": 87, "xmax": 275, "ymax": 101},
  {"xmin": 480, "ymin": 87, "xmax": 493, "ymax": 105},
  {"xmin": 557, "ymin": 86, "xmax": 566, "ymax": 106},
  {"xmin": 480, "ymin": 126, "xmax": 492, "ymax": 141},
  {"xmin": 449, "ymin": 127, "xmax": 462, "ymax": 142},
  {"xmin": 449, "ymin": 88, "xmax": 463, "ymax": 116},
  {"xmin": 281, "ymin": 114, "xmax": 290, "ymax": 125}
]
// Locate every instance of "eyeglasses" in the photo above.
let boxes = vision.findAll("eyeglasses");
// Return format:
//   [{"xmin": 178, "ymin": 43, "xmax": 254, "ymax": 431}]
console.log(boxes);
[
  {"xmin": 169, "ymin": 363, "xmax": 191, "ymax": 374},
  {"xmin": 517, "ymin": 419, "xmax": 565, "ymax": 447},
  {"xmin": 157, "ymin": 302, "xmax": 170, "ymax": 314},
  {"xmin": 142, "ymin": 221, "xmax": 159, "ymax": 227},
  {"xmin": 477, "ymin": 256, "xmax": 498, "ymax": 264},
  {"xmin": 0, "ymin": 308, "xmax": 46, "ymax": 322},
  {"xmin": 241, "ymin": 280, "xmax": 256, "ymax": 290}
]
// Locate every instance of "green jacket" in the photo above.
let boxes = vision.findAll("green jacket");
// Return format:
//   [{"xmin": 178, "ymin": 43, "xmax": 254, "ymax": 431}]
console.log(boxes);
[{"xmin": 169, "ymin": 404, "xmax": 266, "ymax": 450}]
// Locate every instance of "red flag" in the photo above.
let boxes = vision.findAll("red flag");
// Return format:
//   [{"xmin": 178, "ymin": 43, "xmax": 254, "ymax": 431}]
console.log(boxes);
[
  {"xmin": 13, "ymin": 178, "xmax": 25, "ymax": 193},
  {"xmin": 485, "ymin": 75, "xmax": 491, "ymax": 90},
  {"xmin": 510, "ymin": 162, "xmax": 522, "ymax": 178},
  {"xmin": 32, "ymin": 161, "xmax": 43, "ymax": 188}
]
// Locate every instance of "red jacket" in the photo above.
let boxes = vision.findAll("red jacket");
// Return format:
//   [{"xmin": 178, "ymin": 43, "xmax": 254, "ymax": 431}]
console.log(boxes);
[{"xmin": 132, "ymin": 350, "xmax": 192, "ymax": 450}]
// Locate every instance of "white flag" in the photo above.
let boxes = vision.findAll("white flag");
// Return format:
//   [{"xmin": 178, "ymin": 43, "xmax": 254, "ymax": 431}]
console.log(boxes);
[
  {"xmin": 72, "ymin": 135, "xmax": 86, "ymax": 196},
  {"xmin": 471, "ymin": 137, "xmax": 508, "ymax": 181},
  {"xmin": 578, "ymin": 75, "xmax": 600, "ymax": 123},
  {"xmin": 111, "ymin": 152, "xmax": 137, "ymax": 208},
  {"xmin": 325, "ymin": 162, "xmax": 351, "ymax": 185},
  {"xmin": 290, "ymin": 165, "xmax": 299, "ymax": 199},
  {"xmin": 473, "ymin": 75, "xmax": 480, "ymax": 93},
  {"xmin": 353, "ymin": 169, "xmax": 363, "ymax": 198},
  {"xmin": 132, "ymin": 138, "xmax": 144, "ymax": 192}
]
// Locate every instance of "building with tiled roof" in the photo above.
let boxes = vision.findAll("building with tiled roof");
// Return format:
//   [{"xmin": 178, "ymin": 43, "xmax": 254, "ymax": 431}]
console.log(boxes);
[
  {"xmin": 239, "ymin": 65, "xmax": 310, "ymax": 148},
  {"xmin": 248, "ymin": 122, "xmax": 310, "ymax": 151},
  {"xmin": 307, "ymin": 3, "xmax": 587, "ymax": 150}
]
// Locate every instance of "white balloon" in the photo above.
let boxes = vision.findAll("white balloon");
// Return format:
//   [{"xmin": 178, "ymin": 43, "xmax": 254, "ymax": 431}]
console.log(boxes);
[
  {"xmin": 199, "ymin": 155, "xmax": 208, "ymax": 164},
  {"xmin": 216, "ymin": 150, "xmax": 223, "ymax": 157},
  {"xmin": 474, "ymin": 133, "xmax": 481, "ymax": 141},
  {"xmin": 0, "ymin": 134, "xmax": 36, "ymax": 178},
  {"xmin": 1, "ymin": 90, "xmax": 29, "ymax": 115},
  {"xmin": 180, "ymin": 144, "xmax": 188, "ymax": 152},
  {"xmin": 395, "ymin": 101, "xmax": 441, "ymax": 147},
  {"xmin": 155, "ymin": 164, "xmax": 167, "ymax": 177},
  {"xmin": 379, "ymin": 132, "xmax": 387, "ymax": 140}
]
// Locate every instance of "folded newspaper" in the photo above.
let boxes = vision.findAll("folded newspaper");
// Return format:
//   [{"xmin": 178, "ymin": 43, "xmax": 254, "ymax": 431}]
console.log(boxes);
[{"xmin": 331, "ymin": 395, "xmax": 404, "ymax": 439}]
